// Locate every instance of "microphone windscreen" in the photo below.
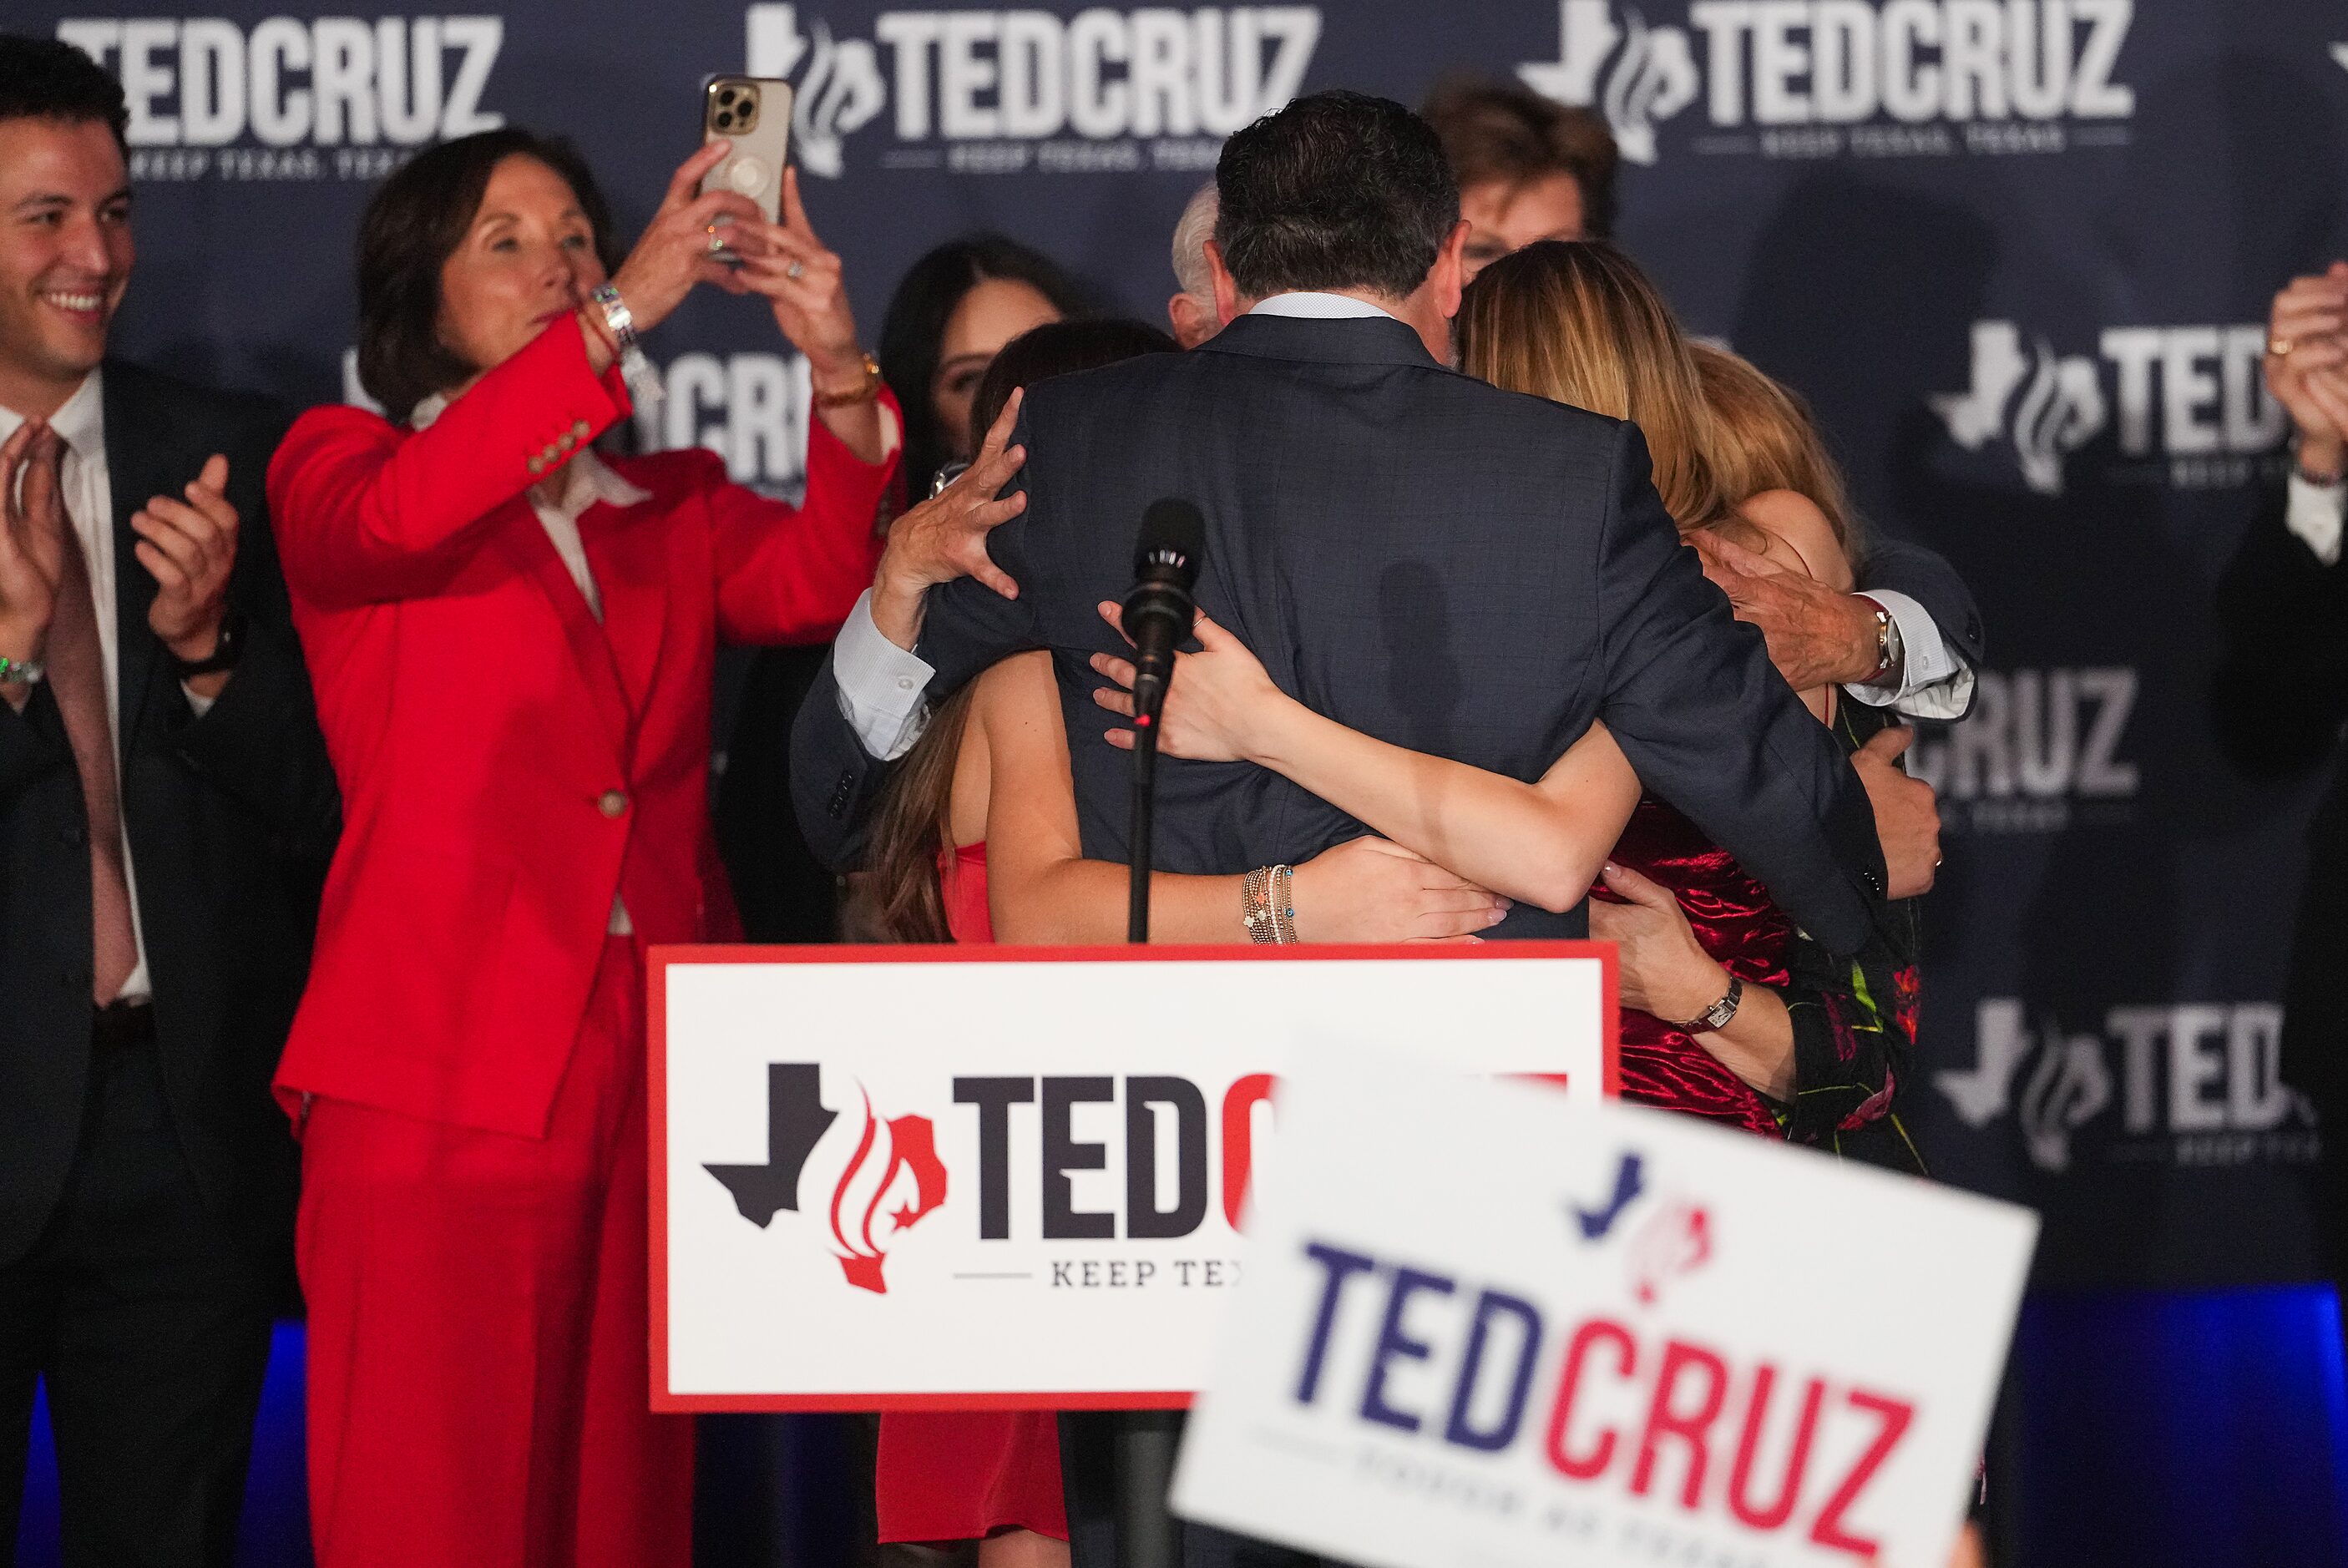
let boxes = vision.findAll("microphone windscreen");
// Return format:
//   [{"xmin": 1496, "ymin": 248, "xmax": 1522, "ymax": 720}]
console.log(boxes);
[{"xmin": 1135, "ymin": 498, "xmax": 1207, "ymax": 589}]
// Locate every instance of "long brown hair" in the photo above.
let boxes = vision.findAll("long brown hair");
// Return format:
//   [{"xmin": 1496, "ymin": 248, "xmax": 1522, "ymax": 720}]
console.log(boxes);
[
  {"xmin": 846, "ymin": 318, "xmax": 1182, "ymax": 944},
  {"xmin": 846, "ymin": 686, "xmax": 974, "ymax": 943},
  {"xmin": 1690, "ymin": 341, "xmax": 1859, "ymax": 559},
  {"xmin": 1455, "ymin": 240, "xmax": 1720, "ymax": 528}
]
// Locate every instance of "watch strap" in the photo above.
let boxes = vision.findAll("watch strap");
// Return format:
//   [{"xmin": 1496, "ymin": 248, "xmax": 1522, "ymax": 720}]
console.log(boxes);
[
  {"xmin": 1672, "ymin": 975, "xmax": 1743, "ymax": 1036},
  {"xmin": 171, "ymin": 607, "xmax": 245, "ymax": 677}
]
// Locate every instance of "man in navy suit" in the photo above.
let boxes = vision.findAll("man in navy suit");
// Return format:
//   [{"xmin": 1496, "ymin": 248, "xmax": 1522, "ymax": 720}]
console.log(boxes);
[{"xmin": 795, "ymin": 89, "xmax": 1897, "ymax": 1568}]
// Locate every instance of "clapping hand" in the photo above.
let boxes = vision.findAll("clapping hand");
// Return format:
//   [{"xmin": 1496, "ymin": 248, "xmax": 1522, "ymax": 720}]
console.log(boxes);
[
  {"xmin": 0, "ymin": 420, "xmax": 67, "ymax": 675},
  {"xmin": 132, "ymin": 453, "xmax": 240, "ymax": 664},
  {"xmin": 2265, "ymin": 261, "xmax": 2348, "ymax": 473}
]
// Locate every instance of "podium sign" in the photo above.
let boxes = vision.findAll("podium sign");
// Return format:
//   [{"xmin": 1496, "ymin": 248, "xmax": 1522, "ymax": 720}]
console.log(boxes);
[
  {"xmin": 652, "ymin": 943, "xmax": 1614, "ymax": 1410},
  {"xmin": 1171, "ymin": 1044, "xmax": 2037, "ymax": 1568}
]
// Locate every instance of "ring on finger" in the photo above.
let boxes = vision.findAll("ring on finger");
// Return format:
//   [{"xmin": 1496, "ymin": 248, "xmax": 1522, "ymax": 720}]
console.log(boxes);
[
  {"xmin": 2271, "ymin": 336, "xmax": 2295, "ymax": 357},
  {"xmin": 786, "ymin": 259, "xmax": 806, "ymax": 281},
  {"xmin": 706, "ymin": 223, "xmax": 727, "ymax": 255}
]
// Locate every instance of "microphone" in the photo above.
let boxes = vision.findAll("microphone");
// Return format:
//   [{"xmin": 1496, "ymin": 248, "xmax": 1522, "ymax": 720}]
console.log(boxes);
[{"xmin": 1123, "ymin": 498, "xmax": 1206, "ymax": 728}]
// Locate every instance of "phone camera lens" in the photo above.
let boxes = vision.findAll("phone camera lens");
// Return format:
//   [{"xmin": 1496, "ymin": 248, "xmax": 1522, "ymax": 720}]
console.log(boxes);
[{"xmin": 716, "ymin": 110, "xmax": 735, "ymax": 128}]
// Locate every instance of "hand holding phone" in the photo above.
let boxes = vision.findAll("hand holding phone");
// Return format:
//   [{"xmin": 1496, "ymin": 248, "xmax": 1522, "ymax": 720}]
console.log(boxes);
[{"xmin": 701, "ymin": 75, "xmax": 792, "ymax": 257}]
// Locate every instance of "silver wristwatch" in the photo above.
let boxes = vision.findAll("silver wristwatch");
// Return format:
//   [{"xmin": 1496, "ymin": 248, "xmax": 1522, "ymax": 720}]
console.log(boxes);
[
  {"xmin": 588, "ymin": 282, "xmax": 663, "ymax": 408},
  {"xmin": 1672, "ymin": 976, "xmax": 1743, "ymax": 1035}
]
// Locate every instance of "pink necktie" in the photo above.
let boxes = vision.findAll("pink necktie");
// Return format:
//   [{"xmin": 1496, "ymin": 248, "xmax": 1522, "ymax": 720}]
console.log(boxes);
[{"xmin": 43, "ymin": 446, "xmax": 139, "ymax": 1004}]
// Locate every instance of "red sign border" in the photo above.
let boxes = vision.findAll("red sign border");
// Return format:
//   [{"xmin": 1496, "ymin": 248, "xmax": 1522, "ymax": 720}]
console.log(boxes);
[{"xmin": 648, "ymin": 939, "xmax": 1619, "ymax": 1413}]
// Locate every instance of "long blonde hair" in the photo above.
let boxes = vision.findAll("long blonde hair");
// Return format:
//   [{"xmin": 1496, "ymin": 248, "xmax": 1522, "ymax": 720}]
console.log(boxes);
[
  {"xmin": 1690, "ymin": 341, "xmax": 1859, "ymax": 559},
  {"xmin": 1456, "ymin": 240, "xmax": 1721, "ymax": 529}
]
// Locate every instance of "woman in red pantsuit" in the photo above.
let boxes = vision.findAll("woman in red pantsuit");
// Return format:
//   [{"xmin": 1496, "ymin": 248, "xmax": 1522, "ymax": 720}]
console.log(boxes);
[{"xmin": 268, "ymin": 129, "xmax": 899, "ymax": 1567}]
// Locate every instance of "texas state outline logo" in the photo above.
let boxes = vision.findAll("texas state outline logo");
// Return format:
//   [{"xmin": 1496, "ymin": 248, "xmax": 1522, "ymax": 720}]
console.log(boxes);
[{"xmin": 706, "ymin": 1063, "xmax": 949, "ymax": 1293}]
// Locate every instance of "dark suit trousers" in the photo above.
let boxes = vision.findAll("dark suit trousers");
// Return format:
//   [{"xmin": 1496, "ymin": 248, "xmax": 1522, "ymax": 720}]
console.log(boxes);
[{"xmin": 0, "ymin": 1007, "xmax": 276, "ymax": 1568}]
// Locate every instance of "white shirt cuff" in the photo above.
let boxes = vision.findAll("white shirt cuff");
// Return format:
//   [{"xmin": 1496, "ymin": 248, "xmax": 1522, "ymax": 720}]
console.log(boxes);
[
  {"xmin": 2286, "ymin": 472, "xmax": 2345, "ymax": 566},
  {"xmin": 1845, "ymin": 589, "xmax": 1975, "ymax": 721},
  {"xmin": 832, "ymin": 588, "xmax": 937, "ymax": 763}
]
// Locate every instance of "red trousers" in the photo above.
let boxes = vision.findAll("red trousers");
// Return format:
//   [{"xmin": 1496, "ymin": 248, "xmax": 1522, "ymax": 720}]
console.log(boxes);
[{"xmin": 296, "ymin": 937, "xmax": 692, "ymax": 1568}]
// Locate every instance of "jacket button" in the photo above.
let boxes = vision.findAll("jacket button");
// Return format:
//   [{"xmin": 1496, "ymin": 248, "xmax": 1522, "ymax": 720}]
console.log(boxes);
[
  {"xmin": 598, "ymin": 790, "xmax": 627, "ymax": 818},
  {"xmin": 572, "ymin": 418, "xmax": 591, "ymax": 439},
  {"xmin": 527, "ymin": 454, "xmax": 546, "ymax": 476},
  {"xmin": 556, "ymin": 432, "xmax": 575, "ymax": 452}
]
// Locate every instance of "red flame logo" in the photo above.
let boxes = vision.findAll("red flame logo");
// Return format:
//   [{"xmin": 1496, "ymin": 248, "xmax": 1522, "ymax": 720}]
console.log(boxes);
[
  {"xmin": 826, "ymin": 1086, "xmax": 949, "ymax": 1293},
  {"xmin": 1627, "ymin": 1198, "xmax": 1713, "ymax": 1306}
]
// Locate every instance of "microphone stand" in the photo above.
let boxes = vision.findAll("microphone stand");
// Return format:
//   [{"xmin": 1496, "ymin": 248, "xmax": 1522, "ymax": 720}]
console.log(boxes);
[{"xmin": 1113, "ymin": 705, "xmax": 1182, "ymax": 1568}]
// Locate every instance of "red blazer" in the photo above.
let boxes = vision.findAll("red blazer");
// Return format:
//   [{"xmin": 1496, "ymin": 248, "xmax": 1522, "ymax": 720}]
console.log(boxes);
[{"xmin": 269, "ymin": 321, "xmax": 893, "ymax": 1137}]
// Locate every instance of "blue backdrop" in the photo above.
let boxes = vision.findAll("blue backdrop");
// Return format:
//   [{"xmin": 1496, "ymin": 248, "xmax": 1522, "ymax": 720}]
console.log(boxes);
[
  {"xmin": 18, "ymin": 0, "xmax": 2342, "ymax": 1289},
  {"xmin": 13, "ymin": 3, "xmax": 2348, "ymax": 1561}
]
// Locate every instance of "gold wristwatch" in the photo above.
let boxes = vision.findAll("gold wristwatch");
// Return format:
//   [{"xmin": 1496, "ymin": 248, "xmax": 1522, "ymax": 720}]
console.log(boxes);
[{"xmin": 813, "ymin": 351, "xmax": 883, "ymax": 409}]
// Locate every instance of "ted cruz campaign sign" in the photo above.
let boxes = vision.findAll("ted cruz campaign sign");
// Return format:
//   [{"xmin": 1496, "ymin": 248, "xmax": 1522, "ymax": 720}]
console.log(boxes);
[
  {"xmin": 1173, "ymin": 1044, "xmax": 2037, "ymax": 1568},
  {"xmin": 653, "ymin": 943, "xmax": 1614, "ymax": 1409}
]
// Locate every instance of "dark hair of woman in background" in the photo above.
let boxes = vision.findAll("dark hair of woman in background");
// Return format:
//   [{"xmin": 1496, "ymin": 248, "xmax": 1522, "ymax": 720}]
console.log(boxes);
[{"xmin": 877, "ymin": 233, "xmax": 1100, "ymax": 498}]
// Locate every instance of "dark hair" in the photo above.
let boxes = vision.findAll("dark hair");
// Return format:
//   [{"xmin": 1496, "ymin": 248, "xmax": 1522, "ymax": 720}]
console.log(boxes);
[
  {"xmin": 354, "ymin": 127, "xmax": 620, "ymax": 419},
  {"xmin": 969, "ymin": 318, "xmax": 1177, "ymax": 443},
  {"xmin": 0, "ymin": 35, "xmax": 129, "ymax": 152},
  {"xmin": 1421, "ymin": 75, "xmax": 1619, "ymax": 240},
  {"xmin": 848, "ymin": 320, "xmax": 1174, "ymax": 946},
  {"xmin": 877, "ymin": 234, "xmax": 1097, "ymax": 497},
  {"xmin": 1214, "ymin": 89, "xmax": 1460, "ymax": 301}
]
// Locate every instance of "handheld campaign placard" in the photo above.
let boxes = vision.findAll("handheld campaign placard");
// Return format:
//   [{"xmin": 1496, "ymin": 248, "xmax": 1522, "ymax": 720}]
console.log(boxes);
[
  {"xmin": 653, "ymin": 943, "xmax": 1615, "ymax": 1410},
  {"xmin": 1172, "ymin": 1044, "xmax": 2038, "ymax": 1568}
]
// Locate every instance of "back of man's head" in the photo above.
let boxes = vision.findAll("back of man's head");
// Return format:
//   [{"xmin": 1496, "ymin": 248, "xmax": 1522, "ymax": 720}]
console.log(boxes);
[
  {"xmin": 0, "ymin": 35, "xmax": 128, "ymax": 149},
  {"xmin": 1214, "ymin": 90, "xmax": 1459, "ymax": 303}
]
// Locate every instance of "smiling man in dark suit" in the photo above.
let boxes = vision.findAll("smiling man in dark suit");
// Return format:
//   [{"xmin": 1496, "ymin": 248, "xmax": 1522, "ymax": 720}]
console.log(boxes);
[{"xmin": 0, "ymin": 36, "xmax": 337, "ymax": 1566}]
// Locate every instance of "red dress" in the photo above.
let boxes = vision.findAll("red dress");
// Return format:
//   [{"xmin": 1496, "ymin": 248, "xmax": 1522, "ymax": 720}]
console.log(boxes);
[
  {"xmin": 873, "ymin": 845, "xmax": 1070, "ymax": 1545},
  {"xmin": 1596, "ymin": 797, "xmax": 1792, "ymax": 1137},
  {"xmin": 1592, "ymin": 780, "xmax": 1922, "ymax": 1172}
]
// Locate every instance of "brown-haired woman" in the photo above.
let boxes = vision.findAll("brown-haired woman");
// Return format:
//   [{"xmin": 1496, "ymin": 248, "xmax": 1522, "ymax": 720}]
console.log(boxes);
[
  {"xmin": 1091, "ymin": 240, "xmax": 1920, "ymax": 1169},
  {"xmin": 853, "ymin": 319, "xmax": 1515, "ymax": 1568},
  {"xmin": 267, "ymin": 129, "xmax": 898, "ymax": 1565}
]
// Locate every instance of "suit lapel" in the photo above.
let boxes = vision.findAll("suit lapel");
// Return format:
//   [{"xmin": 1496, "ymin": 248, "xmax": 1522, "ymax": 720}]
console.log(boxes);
[
  {"xmin": 492, "ymin": 500, "xmax": 635, "ymax": 766},
  {"xmin": 99, "ymin": 365, "xmax": 170, "ymax": 753},
  {"xmin": 579, "ymin": 498, "xmax": 670, "ymax": 726}
]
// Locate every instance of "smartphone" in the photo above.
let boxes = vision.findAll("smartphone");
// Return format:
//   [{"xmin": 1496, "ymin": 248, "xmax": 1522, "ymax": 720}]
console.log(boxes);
[{"xmin": 701, "ymin": 75, "xmax": 792, "ymax": 254}]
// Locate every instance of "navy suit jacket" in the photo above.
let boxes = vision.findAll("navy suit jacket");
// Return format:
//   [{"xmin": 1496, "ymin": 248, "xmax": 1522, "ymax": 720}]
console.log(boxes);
[
  {"xmin": 0, "ymin": 361, "xmax": 339, "ymax": 1266},
  {"xmin": 794, "ymin": 311, "xmax": 1889, "ymax": 952}
]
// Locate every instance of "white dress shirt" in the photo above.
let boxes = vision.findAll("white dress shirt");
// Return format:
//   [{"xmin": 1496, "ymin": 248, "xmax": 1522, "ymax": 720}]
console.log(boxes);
[
  {"xmin": 413, "ymin": 392, "xmax": 650, "ymax": 932},
  {"xmin": 0, "ymin": 371, "xmax": 199, "ymax": 1001},
  {"xmin": 1844, "ymin": 590, "xmax": 1972, "ymax": 721},
  {"xmin": 2287, "ymin": 469, "xmax": 2346, "ymax": 566}
]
